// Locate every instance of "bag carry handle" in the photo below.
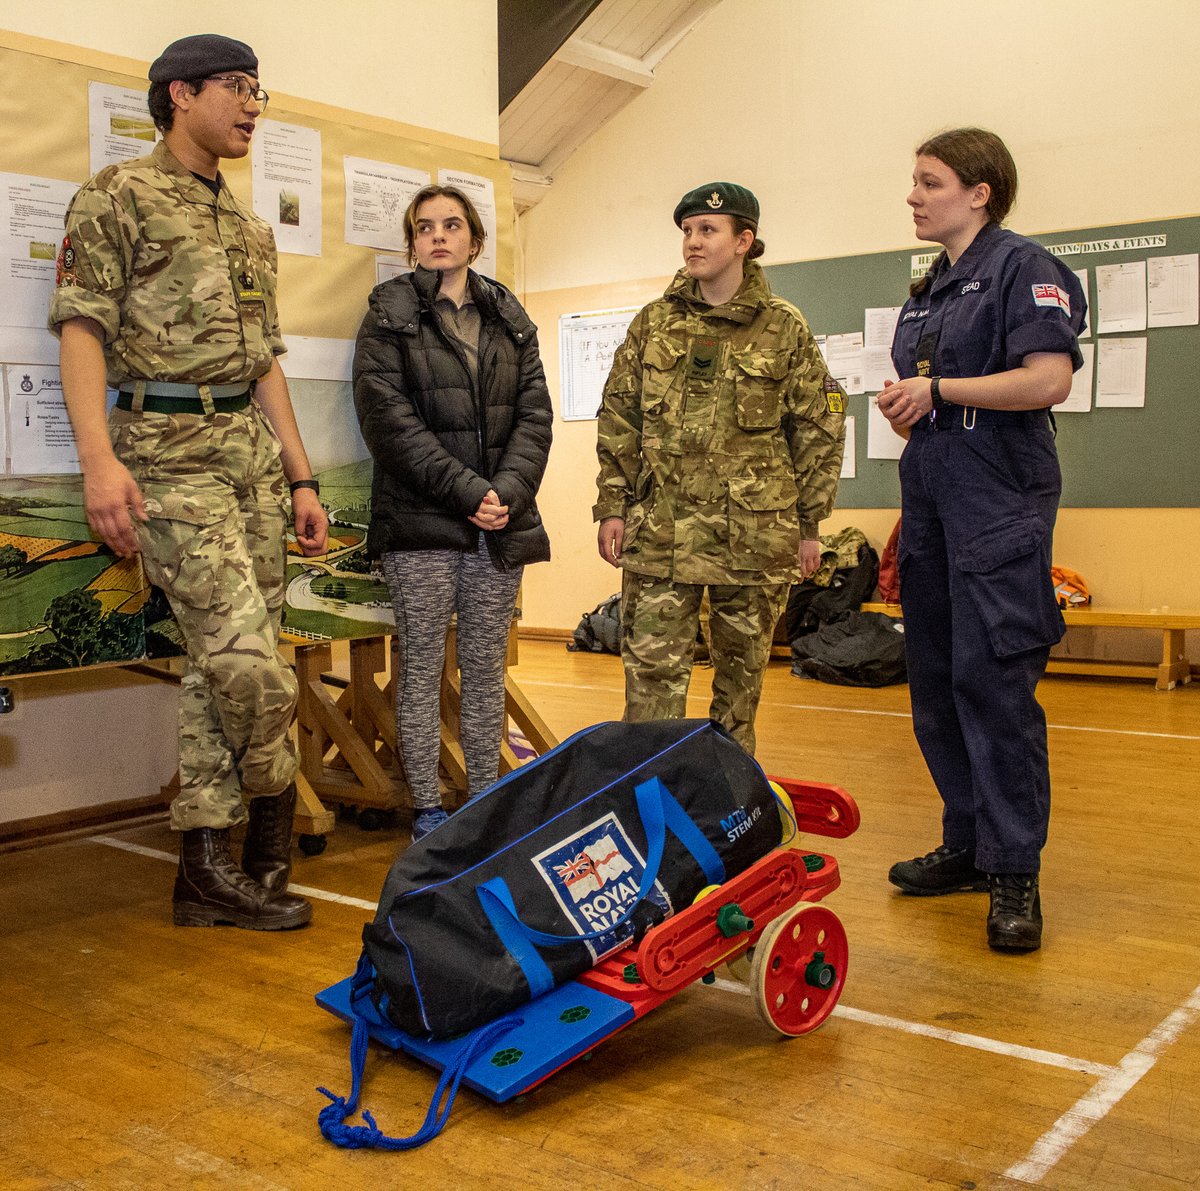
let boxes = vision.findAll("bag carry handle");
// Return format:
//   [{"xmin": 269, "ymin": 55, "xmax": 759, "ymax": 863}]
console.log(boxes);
[{"xmin": 476, "ymin": 776, "xmax": 726, "ymax": 996}]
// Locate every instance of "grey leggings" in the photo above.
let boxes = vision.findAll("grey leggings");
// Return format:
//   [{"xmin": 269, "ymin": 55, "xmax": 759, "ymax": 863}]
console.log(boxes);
[{"xmin": 382, "ymin": 536, "xmax": 523, "ymax": 808}]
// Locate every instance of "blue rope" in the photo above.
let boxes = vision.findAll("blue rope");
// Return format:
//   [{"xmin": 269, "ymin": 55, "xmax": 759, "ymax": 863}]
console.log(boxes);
[{"xmin": 316, "ymin": 1014, "xmax": 524, "ymax": 1150}]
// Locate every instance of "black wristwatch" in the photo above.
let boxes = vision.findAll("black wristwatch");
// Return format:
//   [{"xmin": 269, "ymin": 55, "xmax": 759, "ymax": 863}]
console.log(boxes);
[
  {"xmin": 930, "ymin": 376, "xmax": 951, "ymax": 419},
  {"xmin": 290, "ymin": 479, "xmax": 320, "ymax": 495}
]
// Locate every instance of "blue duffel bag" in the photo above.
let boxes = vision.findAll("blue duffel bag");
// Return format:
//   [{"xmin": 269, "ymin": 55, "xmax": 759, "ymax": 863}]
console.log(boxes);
[{"xmin": 362, "ymin": 718, "xmax": 781, "ymax": 1040}]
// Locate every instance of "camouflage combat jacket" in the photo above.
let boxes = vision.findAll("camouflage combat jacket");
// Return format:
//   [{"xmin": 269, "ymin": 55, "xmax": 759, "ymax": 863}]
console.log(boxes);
[
  {"xmin": 48, "ymin": 141, "xmax": 283, "ymax": 386},
  {"xmin": 594, "ymin": 263, "xmax": 846, "ymax": 585}
]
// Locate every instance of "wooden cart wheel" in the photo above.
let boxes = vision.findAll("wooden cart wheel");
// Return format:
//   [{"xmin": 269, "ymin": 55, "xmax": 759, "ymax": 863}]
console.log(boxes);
[{"xmin": 750, "ymin": 904, "xmax": 847, "ymax": 1037}]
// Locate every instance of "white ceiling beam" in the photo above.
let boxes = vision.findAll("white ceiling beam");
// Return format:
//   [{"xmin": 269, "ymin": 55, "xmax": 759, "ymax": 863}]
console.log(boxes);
[
  {"xmin": 644, "ymin": 0, "xmax": 725, "ymax": 69},
  {"xmin": 507, "ymin": 160, "xmax": 554, "ymax": 189},
  {"xmin": 553, "ymin": 37, "xmax": 655, "ymax": 87}
]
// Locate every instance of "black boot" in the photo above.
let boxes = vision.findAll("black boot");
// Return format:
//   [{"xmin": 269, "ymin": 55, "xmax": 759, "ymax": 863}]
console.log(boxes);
[
  {"xmin": 987, "ymin": 873, "xmax": 1042, "ymax": 952},
  {"xmin": 174, "ymin": 827, "xmax": 311, "ymax": 930},
  {"xmin": 889, "ymin": 844, "xmax": 988, "ymax": 895},
  {"xmin": 242, "ymin": 784, "xmax": 297, "ymax": 895}
]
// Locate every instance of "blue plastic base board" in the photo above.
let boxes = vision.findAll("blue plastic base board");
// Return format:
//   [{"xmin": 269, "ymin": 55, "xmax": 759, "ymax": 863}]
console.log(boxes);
[{"xmin": 315, "ymin": 977, "xmax": 635, "ymax": 1102}]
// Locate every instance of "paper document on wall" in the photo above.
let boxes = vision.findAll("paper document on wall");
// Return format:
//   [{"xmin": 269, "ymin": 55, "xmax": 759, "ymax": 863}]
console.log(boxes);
[
  {"xmin": 823, "ymin": 331, "xmax": 864, "ymax": 394},
  {"xmin": 559, "ymin": 308, "xmax": 639, "ymax": 422},
  {"xmin": 1095, "ymin": 338, "xmax": 1147, "ymax": 407},
  {"xmin": 375, "ymin": 254, "xmax": 411, "ymax": 285},
  {"xmin": 862, "ymin": 346, "xmax": 898, "ymax": 393},
  {"xmin": 1095, "ymin": 261, "xmax": 1147, "ymax": 333},
  {"xmin": 1073, "ymin": 268, "xmax": 1091, "ymax": 337},
  {"xmin": 867, "ymin": 398, "xmax": 905, "ymax": 460},
  {"xmin": 1058, "ymin": 342, "xmax": 1094, "ymax": 412},
  {"xmin": 0, "ymin": 327, "xmax": 59, "ymax": 365},
  {"xmin": 279, "ymin": 336, "xmax": 354, "ymax": 382},
  {"xmin": 88, "ymin": 81, "xmax": 160, "ymax": 174},
  {"xmin": 3, "ymin": 364, "xmax": 118, "ymax": 475},
  {"xmin": 252, "ymin": 120, "xmax": 322, "ymax": 256},
  {"xmin": 1146, "ymin": 253, "xmax": 1199, "ymax": 328},
  {"xmin": 344, "ymin": 157, "xmax": 429, "ymax": 252},
  {"xmin": 0, "ymin": 173, "xmax": 77, "ymax": 329},
  {"xmin": 839, "ymin": 415, "xmax": 856, "ymax": 478},
  {"xmin": 864, "ymin": 306, "xmax": 902, "ymax": 349}
]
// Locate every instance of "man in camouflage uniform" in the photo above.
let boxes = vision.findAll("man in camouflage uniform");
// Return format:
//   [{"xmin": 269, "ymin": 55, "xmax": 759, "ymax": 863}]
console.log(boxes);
[
  {"xmin": 595, "ymin": 183, "xmax": 845, "ymax": 754},
  {"xmin": 51, "ymin": 35, "xmax": 328, "ymax": 929}
]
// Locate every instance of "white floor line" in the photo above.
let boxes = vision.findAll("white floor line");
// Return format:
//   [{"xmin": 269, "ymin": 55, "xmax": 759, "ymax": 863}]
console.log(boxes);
[
  {"xmin": 90, "ymin": 828, "xmax": 1198, "ymax": 1181},
  {"xmin": 89, "ymin": 835, "xmax": 379, "ymax": 911},
  {"xmin": 1004, "ymin": 981, "xmax": 1200, "ymax": 1184},
  {"xmin": 517, "ymin": 680, "xmax": 1200, "ymax": 742},
  {"xmin": 707, "ymin": 977, "xmax": 1115, "ymax": 1077}
]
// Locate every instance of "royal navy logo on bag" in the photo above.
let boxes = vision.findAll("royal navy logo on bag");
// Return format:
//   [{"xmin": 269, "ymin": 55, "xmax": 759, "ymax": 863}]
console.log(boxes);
[{"xmin": 533, "ymin": 813, "xmax": 674, "ymax": 960}]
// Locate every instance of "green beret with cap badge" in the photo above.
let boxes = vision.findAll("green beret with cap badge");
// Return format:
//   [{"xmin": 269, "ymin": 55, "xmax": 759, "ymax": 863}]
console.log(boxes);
[
  {"xmin": 673, "ymin": 182, "xmax": 760, "ymax": 230},
  {"xmin": 149, "ymin": 34, "xmax": 258, "ymax": 82}
]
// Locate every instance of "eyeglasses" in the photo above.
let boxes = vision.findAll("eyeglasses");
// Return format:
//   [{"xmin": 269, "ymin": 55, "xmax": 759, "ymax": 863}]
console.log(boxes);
[{"xmin": 206, "ymin": 75, "xmax": 270, "ymax": 111}]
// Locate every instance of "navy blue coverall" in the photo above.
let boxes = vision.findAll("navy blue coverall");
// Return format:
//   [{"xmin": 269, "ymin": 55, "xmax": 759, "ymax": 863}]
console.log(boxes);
[{"xmin": 890, "ymin": 222, "xmax": 1086, "ymax": 874}]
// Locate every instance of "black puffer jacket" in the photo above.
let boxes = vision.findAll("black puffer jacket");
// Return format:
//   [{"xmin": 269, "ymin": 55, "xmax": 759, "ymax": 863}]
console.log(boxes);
[{"xmin": 353, "ymin": 267, "xmax": 552, "ymax": 568}]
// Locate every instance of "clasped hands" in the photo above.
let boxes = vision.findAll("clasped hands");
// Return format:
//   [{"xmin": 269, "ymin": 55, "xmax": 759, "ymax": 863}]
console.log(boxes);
[
  {"xmin": 470, "ymin": 489, "xmax": 509, "ymax": 531},
  {"xmin": 876, "ymin": 375, "xmax": 933, "ymax": 429}
]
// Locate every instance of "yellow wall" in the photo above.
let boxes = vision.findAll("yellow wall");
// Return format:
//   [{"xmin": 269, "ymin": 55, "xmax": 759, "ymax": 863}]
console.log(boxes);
[
  {"xmin": 0, "ymin": 0, "xmax": 499, "ymax": 147},
  {"xmin": 516, "ymin": 0, "xmax": 1200, "ymax": 635},
  {"xmin": 520, "ymin": 0, "xmax": 1200, "ymax": 292}
]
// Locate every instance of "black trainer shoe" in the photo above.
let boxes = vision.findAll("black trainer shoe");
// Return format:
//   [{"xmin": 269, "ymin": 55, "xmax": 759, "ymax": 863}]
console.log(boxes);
[
  {"xmin": 888, "ymin": 844, "xmax": 989, "ymax": 895},
  {"xmin": 987, "ymin": 873, "xmax": 1042, "ymax": 952}
]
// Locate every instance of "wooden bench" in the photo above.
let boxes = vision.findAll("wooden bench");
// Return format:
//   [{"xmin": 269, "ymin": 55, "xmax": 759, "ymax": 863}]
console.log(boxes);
[{"xmin": 859, "ymin": 602, "xmax": 1200, "ymax": 691}]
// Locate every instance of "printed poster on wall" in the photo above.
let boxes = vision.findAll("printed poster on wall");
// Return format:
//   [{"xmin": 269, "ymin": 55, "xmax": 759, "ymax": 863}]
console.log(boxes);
[
  {"xmin": 0, "ymin": 173, "xmax": 77, "ymax": 329},
  {"xmin": 558, "ymin": 307, "xmax": 639, "ymax": 421},
  {"xmin": 88, "ymin": 81, "xmax": 160, "ymax": 174},
  {"xmin": 2, "ymin": 364, "xmax": 94, "ymax": 475},
  {"xmin": 343, "ymin": 157, "xmax": 429, "ymax": 252},
  {"xmin": 251, "ymin": 120, "xmax": 322, "ymax": 256}
]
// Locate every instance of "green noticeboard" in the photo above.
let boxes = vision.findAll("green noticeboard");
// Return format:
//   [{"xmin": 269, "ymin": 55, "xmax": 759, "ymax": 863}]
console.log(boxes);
[{"xmin": 765, "ymin": 216, "xmax": 1200, "ymax": 509}]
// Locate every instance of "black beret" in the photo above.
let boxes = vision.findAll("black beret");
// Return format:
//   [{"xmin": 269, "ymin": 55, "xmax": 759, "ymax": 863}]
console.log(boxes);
[
  {"xmin": 149, "ymin": 34, "xmax": 258, "ymax": 83},
  {"xmin": 673, "ymin": 182, "xmax": 760, "ymax": 230}
]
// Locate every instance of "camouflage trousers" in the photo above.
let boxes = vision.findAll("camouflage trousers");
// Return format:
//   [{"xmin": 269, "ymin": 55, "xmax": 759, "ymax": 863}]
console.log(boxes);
[
  {"xmin": 110, "ymin": 405, "xmax": 298, "ymax": 830},
  {"xmin": 620, "ymin": 574, "xmax": 788, "ymax": 755}
]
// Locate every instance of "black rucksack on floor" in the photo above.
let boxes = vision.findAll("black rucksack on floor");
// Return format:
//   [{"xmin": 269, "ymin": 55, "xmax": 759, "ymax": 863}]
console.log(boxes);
[
  {"xmin": 569, "ymin": 593, "xmax": 621, "ymax": 653},
  {"xmin": 791, "ymin": 610, "xmax": 907, "ymax": 687},
  {"xmin": 785, "ymin": 541, "xmax": 880, "ymax": 643}
]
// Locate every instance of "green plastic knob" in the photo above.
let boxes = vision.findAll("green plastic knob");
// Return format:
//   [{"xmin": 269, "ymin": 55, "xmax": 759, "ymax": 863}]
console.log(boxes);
[
  {"xmin": 804, "ymin": 950, "xmax": 835, "ymax": 989},
  {"xmin": 716, "ymin": 902, "xmax": 755, "ymax": 938}
]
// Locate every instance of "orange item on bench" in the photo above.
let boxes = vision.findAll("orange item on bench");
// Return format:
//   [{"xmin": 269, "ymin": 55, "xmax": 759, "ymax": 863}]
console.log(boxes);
[{"xmin": 1051, "ymin": 565, "xmax": 1091, "ymax": 608}]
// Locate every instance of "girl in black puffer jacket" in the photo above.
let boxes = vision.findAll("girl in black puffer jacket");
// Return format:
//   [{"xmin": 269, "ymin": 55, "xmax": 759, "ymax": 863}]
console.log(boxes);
[{"xmin": 353, "ymin": 185, "xmax": 552, "ymax": 841}]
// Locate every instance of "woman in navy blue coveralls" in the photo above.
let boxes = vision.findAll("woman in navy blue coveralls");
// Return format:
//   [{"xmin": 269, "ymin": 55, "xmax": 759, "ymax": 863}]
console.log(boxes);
[{"xmin": 878, "ymin": 129, "xmax": 1085, "ymax": 953}]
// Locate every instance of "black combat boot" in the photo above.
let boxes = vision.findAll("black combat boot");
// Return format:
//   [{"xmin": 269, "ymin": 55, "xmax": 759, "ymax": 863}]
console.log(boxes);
[
  {"xmin": 888, "ymin": 844, "xmax": 989, "ymax": 895},
  {"xmin": 173, "ymin": 827, "xmax": 311, "ymax": 930},
  {"xmin": 986, "ymin": 873, "xmax": 1042, "ymax": 952},
  {"xmin": 241, "ymin": 784, "xmax": 297, "ymax": 894}
]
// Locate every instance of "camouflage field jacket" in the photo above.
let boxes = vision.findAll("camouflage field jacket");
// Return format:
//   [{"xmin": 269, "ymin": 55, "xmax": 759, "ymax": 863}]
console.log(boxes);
[
  {"xmin": 49, "ymin": 141, "xmax": 283, "ymax": 386},
  {"xmin": 594, "ymin": 263, "xmax": 846, "ymax": 585}
]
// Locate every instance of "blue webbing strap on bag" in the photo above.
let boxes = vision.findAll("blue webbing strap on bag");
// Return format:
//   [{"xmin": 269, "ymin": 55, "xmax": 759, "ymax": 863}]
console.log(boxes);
[
  {"xmin": 475, "ymin": 776, "xmax": 726, "ymax": 996},
  {"xmin": 317, "ymin": 956, "xmax": 524, "ymax": 1150}
]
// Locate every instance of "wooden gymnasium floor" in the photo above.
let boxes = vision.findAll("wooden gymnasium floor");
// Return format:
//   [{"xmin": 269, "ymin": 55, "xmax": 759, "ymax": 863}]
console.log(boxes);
[{"xmin": 1, "ymin": 639, "xmax": 1198, "ymax": 1190}]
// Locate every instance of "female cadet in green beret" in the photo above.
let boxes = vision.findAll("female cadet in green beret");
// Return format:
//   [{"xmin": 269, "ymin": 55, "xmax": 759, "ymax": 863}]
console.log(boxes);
[{"xmin": 594, "ymin": 183, "xmax": 846, "ymax": 755}]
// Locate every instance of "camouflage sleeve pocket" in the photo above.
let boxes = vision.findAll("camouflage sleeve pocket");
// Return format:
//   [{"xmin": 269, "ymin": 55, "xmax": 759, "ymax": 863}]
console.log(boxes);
[
  {"xmin": 732, "ymin": 349, "xmax": 789, "ymax": 430},
  {"xmin": 727, "ymin": 475, "xmax": 799, "ymax": 565}
]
